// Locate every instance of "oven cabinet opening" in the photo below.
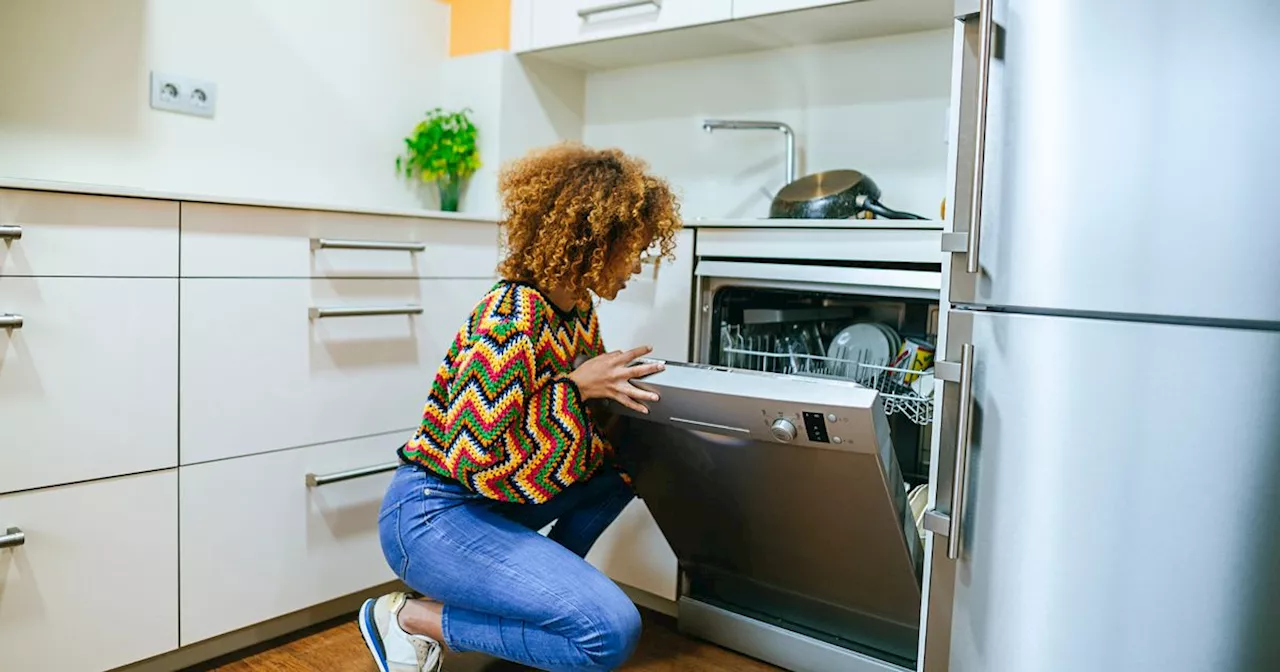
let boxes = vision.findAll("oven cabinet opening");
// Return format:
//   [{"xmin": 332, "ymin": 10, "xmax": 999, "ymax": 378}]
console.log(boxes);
[{"xmin": 697, "ymin": 282, "xmax": 940, "ymax": 503}]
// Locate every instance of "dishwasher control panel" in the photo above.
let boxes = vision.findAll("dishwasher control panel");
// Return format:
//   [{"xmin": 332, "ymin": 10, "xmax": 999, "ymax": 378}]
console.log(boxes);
[{"xmin": 801, "ymin": 412, "xmax": 831, "ymax": 443}]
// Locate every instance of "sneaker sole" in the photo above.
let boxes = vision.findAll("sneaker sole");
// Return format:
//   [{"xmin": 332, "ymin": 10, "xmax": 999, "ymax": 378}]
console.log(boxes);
[{"xmin": 358, "ymin": 598, "xmax": 391, "ymax": 672}]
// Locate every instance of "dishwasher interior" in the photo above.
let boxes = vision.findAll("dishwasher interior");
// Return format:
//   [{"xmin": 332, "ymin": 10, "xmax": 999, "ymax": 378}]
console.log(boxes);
[{"xmin": 706, "ymin": 285, "xmax": 939, "ymax": 488}]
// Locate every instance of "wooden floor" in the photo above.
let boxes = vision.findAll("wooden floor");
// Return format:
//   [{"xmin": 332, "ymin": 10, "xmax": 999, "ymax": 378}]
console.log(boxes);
[{"xmin": 188, "ymin": 608, "xmax": 780, "ymax": 672}]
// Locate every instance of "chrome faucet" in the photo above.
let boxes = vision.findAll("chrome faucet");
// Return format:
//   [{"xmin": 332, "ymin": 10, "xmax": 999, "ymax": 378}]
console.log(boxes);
[{"xmin": 701, "ymin": 119, "xmax": 797, "ymax": 185}]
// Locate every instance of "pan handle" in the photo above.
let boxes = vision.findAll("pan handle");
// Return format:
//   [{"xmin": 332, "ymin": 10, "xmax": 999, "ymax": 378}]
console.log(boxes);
[{"xmin": 855, "ymin": 195, "xmax": 929, "ymax": 221}]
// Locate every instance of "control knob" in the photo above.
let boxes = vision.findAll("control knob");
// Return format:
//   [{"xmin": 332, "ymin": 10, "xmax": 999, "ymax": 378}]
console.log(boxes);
[{"xmin": 770, "ymin": 417, "xmax": 798, "ymax": 443}]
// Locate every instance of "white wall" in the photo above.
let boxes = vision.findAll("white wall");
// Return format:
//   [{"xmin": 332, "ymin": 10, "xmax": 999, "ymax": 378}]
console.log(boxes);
[
  {"xmin": 0, "ymin": 0, "xmax": 455, "ymax": 214},
  {"xmin": 582, "ymin": 29, "xmax": 954, "ymax": 220},
  {"xmin": 435, "ymin": 51, "xmax": 585, "ymax": 215}
]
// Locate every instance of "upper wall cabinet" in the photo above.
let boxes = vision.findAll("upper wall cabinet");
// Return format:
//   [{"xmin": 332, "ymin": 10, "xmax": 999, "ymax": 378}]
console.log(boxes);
[
  {"xmin": 526, "ymin": 0, "xmax": 733, "ymax": 51},
  {"xmin": 512, "ymin": 0, "xmax": 954, "ymax": 71},
  {"xmin": 732, "ymin": 0, "xmax": 851, "ymax": 20}
]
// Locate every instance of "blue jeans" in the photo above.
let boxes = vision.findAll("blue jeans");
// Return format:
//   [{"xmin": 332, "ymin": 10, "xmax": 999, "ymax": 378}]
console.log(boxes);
[{"xmin": 378, "ymin": 464, "xmax": 641, "ymax": 671}]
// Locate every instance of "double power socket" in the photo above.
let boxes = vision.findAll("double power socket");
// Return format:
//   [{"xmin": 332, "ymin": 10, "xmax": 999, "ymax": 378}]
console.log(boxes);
[{"xmin": 149, "ymin": 71, "xmax": 218, "ymax": 118}]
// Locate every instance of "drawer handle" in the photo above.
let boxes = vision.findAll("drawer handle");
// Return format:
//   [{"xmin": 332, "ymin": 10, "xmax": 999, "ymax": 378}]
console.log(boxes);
[
  {"xmin": 0, "ymin": 225, "xmax": 20, "ymax": 240},
  {"xmin": 311, "ymin": 238, "xmax": 425, "ymax": 253},
  {"xmin": 0, "ymin": 527, "xmax": 25, "ymax": 549},
  {"xmin": 306, "ymin": 462, "xmax": 400, "ymax": 487},
  {"xmin": 309, "ymin": 305, "xmax": 424, "ymax": 319},
  {"xmin": 0, "ymin": 314, "xmax": 23, "ymax": 329},
  {"xmin": 578, "ymin": 0, "xmax": 661, "ymax": 20}
]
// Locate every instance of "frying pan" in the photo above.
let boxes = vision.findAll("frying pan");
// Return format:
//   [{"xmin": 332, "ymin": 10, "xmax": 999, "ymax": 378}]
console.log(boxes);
[{"xmin": 768, "ymin": 170, "xmax": 927, "ymax": 220}]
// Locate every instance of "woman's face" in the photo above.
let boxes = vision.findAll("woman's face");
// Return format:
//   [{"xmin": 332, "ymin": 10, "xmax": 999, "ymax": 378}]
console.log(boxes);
[{"xmin": 596, "ymin": 253, "xmax": 644, "ymax": 301}]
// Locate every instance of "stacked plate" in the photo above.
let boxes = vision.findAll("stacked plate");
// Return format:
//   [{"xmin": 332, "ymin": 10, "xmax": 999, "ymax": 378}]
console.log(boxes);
[{"xmin": 827, "ymin": 322, "xmax": 901, "ymax": 380}]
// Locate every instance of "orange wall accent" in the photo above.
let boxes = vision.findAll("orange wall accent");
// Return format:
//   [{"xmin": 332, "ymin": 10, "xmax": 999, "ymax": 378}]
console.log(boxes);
[{"xmin": 443, "ymin": 0, "xmax": 511, "ymax": 57}]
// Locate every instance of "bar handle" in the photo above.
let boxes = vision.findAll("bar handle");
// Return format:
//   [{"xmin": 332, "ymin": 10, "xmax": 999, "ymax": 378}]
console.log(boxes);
[
  {"xmin": 0, "ymin": 526, "xmax": 25, "ymax": 549},
  {"xmin": 0, "ymin": 225, "xmax": 21, "ymax": 240},
  {"xmin": 0, "ymin": 314, "xmax": 23, "ymax": 329},
  {"xmin": 306, "ymin": 462, "xmax": 400, "ymax": 487},
  {"xmin": 311, "ymin": 238, "xmax": 425, "ymax": 252},
  {"xmin": 578, "ymin": 0, "xmax": 661, "ymax": 20},
  {"xmin": 922, "ymin": 343, "xmax": 976, "ymax": 560},
  {"xmin": 965, "ymin": 0, "xmax": 994, "ymax": 274},
  {"xmin": 309, "ymin": 305, "xmax": 423, "ymax": 319}
]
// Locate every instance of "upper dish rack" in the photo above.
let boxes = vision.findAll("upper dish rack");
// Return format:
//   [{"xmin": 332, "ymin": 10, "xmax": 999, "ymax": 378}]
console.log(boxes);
[{"xmin": 721, "ymin": 347, "xmax": 936, "ymax": 426}]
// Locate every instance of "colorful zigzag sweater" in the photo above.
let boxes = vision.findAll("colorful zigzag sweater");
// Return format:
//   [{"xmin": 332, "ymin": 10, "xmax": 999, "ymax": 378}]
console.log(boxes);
[{"xmin": 398, "ymin": 280, "xmax": 618, "ymax": 504}]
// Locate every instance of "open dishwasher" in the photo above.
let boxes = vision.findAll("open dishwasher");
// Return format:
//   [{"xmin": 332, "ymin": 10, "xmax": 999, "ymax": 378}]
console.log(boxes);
[{"xmin": 612, "ymin": 225, "xmax": 944, "ymax": 672}]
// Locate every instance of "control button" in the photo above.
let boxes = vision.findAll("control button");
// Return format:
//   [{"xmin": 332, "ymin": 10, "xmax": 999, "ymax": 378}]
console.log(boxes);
[
  {"xmin": 828, "ymin": 413, "xmax": 837, "ymax": 423},
  {"xmin": 832, "ymin": 436, "xmax": 842, "ymax": 444},
  {"xmin": 770, "ymin": 418, "xmax": 798, "ymax": 443}
]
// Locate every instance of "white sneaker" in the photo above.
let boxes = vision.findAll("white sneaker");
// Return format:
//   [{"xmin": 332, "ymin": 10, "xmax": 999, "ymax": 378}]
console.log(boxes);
[{"xmin": 359, "ymin": 592, "xmax": 444, "ymax": 672}]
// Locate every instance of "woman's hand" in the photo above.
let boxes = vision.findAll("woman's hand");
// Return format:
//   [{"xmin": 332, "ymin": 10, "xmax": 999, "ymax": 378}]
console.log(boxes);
[{"xmin": 569, "ymin": 346, "xmax": 665, "ymax": 414}]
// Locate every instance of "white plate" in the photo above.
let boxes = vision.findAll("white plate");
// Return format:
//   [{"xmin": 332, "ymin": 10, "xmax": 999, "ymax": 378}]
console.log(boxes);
[
  {"xmin": 873, "ymin": 322, "xmax": 902, "ymax": 354},
  {"xmin": 829, "ymin": 323, "xmax": 895, "ymax": 375}
]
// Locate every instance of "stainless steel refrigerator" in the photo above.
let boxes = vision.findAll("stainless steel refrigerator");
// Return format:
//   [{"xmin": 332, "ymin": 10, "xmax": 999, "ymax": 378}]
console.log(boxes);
[{"xmin": 922, "ymin": 1, "xmax": 1280, "ymax": 670}]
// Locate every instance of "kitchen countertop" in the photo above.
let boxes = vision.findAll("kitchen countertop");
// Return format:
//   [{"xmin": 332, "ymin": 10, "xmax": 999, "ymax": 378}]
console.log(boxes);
[
  {"xmin": 690, "ymin": 216, "xmax": 944, "ymax": 229},
  {"xmin": 0, "ymin": 177, "xmax": 503, "ymax": 223},
  {"xmin": 0, "ymin": 178, "xmax": 946, "ymax": 230}
]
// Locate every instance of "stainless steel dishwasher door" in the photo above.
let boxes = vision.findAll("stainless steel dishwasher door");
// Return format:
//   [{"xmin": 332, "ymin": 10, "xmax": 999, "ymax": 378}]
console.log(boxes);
[{"xmin": 609, "ymin": 361, "xmax": 923, "ymax": 665}]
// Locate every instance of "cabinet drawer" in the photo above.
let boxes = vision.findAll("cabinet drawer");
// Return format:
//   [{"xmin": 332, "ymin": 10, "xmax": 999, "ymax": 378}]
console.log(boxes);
[
  {"xmin": 180, "ymin": 278, "xmax": 495, "ymax": 464},
  {"xmin": 179, "ymin": 436, "xmax": 398, "ymax": 645},
  {"xmin": 180, "ymin": 202, "xmax": 499, "ymax": 279},
  {"xmin": 0, "ymin": 277, "xmax": 178, "ymax": 494},
  {"xmin": 0, "ymin": 188, "xmax": 178, "ymax": 277},
  {"xmin": 530, "ymin": 0, "xmax": 732, "ymax": 51},
  {"xmin": 0, "ymin": 471, "xmax": 178, "ymax": 672}
]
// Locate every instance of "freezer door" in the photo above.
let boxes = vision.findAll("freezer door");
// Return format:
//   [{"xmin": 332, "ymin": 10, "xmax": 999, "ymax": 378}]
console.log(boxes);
[
  {"xmin": 609, "ymin": 362, "xmax": 924, "ymax": 665},
  {"xmin": 925, "ymin": 310, "xmax": 1280, "ymax": 672},
  {"xmin": 947, "ymin": 0, "xmax": 1280, "ymax": 322}
]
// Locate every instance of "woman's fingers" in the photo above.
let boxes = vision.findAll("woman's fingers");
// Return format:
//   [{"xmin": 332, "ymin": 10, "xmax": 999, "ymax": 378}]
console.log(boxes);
[
  {"xmin": 612, "ymin": 391, "xmax": 650, "ymax": 414},
  {"xmin": 620, "ymin": 382, "xmax": 660, "ymax": 403},
  {"xmin": 625, "ymin": 361, "xmax": 665, "ymax": 379},
  {"xmin": 617, "ymin": 345, "xmax": 654, "ymax": 362}
]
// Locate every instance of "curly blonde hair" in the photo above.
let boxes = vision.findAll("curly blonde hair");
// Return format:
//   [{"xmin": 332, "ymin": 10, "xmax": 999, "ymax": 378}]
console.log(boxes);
[{"xmin": 497, "ymin": 143, "xmax": 682, "ymax": 300}]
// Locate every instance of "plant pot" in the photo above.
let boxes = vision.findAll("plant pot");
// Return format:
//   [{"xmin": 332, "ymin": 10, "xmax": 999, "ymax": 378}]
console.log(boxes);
[{"xmin": 437, "ymin": 177, "xmax": 461, "ymax": 212}]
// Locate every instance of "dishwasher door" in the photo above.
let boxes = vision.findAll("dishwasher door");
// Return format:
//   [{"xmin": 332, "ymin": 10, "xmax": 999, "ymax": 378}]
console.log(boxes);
[{"xmin": 610, "ymin": 361, "xmax": 923, "ymax": 666}]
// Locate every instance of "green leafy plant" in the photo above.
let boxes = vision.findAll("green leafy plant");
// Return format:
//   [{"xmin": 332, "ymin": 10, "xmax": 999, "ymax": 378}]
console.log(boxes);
[{"xmin": 395, "ymin": 107, "xmax": 481, "ymax": 212}]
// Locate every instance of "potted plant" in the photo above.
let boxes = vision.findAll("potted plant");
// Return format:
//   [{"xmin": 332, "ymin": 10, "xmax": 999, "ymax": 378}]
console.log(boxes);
[{"xmin": 395, "ymin": 107, "xmax": 481, "ymax": 212}]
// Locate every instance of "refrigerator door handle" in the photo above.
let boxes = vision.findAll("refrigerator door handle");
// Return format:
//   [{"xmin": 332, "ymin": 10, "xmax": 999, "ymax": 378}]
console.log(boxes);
[
  {"xmin": 923, "ymin": 343, "xmax": 976, "ymax": 560},
  {"xmin": 962, "ymin": 0, "xmax": 995, "ymax": 274}
]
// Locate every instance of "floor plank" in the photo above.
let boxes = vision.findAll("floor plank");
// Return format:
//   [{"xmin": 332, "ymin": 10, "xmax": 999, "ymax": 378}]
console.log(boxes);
[{"xmin": 188, "ymin": 608, "xmax": 781, "ymax": 672}]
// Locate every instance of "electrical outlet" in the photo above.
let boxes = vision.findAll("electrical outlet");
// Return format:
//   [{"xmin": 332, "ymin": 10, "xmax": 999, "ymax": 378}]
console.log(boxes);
[{"xmin": 149, "ymin": 71, "xmax": 217, "ymax": 118}]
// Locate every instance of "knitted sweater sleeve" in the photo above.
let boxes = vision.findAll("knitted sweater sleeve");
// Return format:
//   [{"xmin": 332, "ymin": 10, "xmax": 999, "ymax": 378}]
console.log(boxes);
[{"xmin": 443, "ymin": 315, "xmax": 605, "ymax": 503}]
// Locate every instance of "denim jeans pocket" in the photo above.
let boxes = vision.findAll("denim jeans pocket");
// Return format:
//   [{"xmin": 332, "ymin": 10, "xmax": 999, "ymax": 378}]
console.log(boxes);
[{"xmin": 422, "ymin": 473, "xmax": 482, "ymax": 501}]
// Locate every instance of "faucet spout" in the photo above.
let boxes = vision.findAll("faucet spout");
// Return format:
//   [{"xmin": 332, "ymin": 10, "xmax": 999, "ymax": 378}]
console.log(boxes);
[{"xmin": 701, "ymin": 119, "xmax": 797, "ymax": 184}]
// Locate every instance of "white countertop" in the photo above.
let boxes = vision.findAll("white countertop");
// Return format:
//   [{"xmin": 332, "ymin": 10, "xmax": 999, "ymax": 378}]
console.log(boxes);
[
  {"xmin": 0, "ymin": 177, "xmax": 503, "ymax": 223},
  {"xmin": 0, "ymin": 177, "xmax": 946, "ymax": 231},
  {"xmin": 690, "ymin": 216, "xmax": 944, "ymax": 229}
]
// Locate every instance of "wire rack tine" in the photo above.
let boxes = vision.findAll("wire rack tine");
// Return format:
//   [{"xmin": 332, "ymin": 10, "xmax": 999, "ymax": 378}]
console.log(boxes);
[{"xmin": 721, "ymin": 346, "xmax": 935, "ymax": 426}]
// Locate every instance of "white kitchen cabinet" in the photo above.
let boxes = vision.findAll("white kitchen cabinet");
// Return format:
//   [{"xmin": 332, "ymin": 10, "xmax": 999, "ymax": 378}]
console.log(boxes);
[
  {"xmin": 0, "ymin": 276, "xmax": 178, "ymax": 494},
  {"xmin": 179, "ymin": 435, "xmax": 398, "ymax": 645},
  {"xmin": 584, "ymin": 228, "xmax": 693, "ymax": 601},
  {"xmin": 595, "ymin": 228, "xmax": 695, "ymax": 361},
  {"xmin": 180, "ymin": 277, "xmax": 494, "ymax": 464},
  {"xmin": 0, "ymin": 188, "xmax": 178, "ymax": 277},
  {"xmin": 179, "ymin": 202, "xmax": 499, "ymax": 279},
  {"xmin": 731, "ymin": 0, "xmax": 852, "ymax": 19},
  {"xmin": 0, "ymin": 470, "xmax": 178, "ymax": 672},
  {"xmin": 586, "ymin": 499, "xmax": 679, "ymax": 601},
  {"xmin": 523, "ymin": 0, "xmax": 733, "ymax": 52}
]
